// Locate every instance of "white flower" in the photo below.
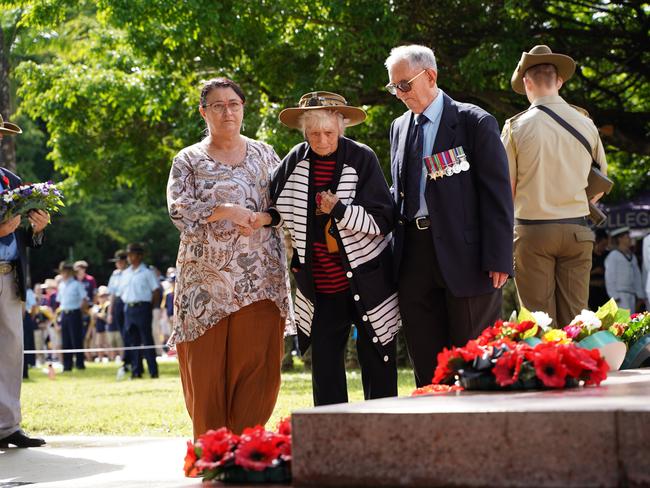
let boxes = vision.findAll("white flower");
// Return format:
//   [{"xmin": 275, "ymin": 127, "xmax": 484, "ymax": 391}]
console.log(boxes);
[
  {"xmin": 570, "ymin": 309, "xmax": 602, "ymax": 331},
  {"xmin": 532, "ymin": 311, "xmax": 553, "ymax": 331}
]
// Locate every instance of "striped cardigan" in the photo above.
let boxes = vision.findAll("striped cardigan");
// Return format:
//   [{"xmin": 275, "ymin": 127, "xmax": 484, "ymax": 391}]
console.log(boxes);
[{"xmin": 270, "ymin": 137, "xmax": 401, "ymax": 361}]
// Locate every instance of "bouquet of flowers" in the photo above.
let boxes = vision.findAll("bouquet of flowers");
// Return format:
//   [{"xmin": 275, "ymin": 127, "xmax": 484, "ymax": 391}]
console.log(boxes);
[
  {"xmin": 429, "ymin": 337, "xmax": 608, "ymax": 391},
  {"xmin": 618, "ymin": 312, "xmax": 650, "ymax": 369},
  {"xmin": 0, "ymin": 181, "xmax": 65, "ymax": 226},
  {"xmin": 184, "ymin": 418, "xmax": 292, "ymax": 484},
  {"xmin": 562, "ymin": 299, "xmax": 631, "ymax": 341},
  {"xmin": 477, "ymin": 310, "xmax": 556, "ymax": 345},
  {"xmin": 620, "ymin": 312, "xmax": 650, "ymax": 345}
]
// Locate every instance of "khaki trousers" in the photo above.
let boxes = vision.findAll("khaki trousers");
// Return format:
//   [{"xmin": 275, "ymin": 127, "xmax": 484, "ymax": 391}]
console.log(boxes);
[
  {"xmin": 0, "ymin": 272, "xmax": 24, "ymax": 438},
  {"xmin": 514, "ymin": 223, "xmax": 594, "ymax": 327},
  {"xmin": 176, "ymin": 300, "xmax": 284, "ymax": 439}
]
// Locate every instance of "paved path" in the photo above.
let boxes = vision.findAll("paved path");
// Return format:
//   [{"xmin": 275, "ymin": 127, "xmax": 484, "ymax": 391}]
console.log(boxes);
[{"xmin": 0, "ymin": 436, "xmax": 201, "ymax": 488}]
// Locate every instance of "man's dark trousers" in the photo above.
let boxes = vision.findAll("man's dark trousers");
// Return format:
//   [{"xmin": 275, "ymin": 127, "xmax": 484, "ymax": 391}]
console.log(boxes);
[
  {"xmin": 398, "ymin": 225, "xmax": 501, "ymax": 387},
  {"xmin": 125, "ymin": 302, "xmax": 158, "ymax": 377},
  {"xmin": 113, "ymin": 296, "xmax": 133, "ymax": 370},
  {"xmin": 61, "ymin": 309, "xmax": 85, "ymax": 371}
]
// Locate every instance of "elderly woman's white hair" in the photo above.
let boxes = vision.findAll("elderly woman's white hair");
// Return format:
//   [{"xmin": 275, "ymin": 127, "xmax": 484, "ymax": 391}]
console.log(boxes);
[
  {"xmin": 385, "ymin": 44, "xmax": 437, "ymax": 72},
  {"xmin": 298, "ymin": 109, "xmax": 346, "ymax": 138}
]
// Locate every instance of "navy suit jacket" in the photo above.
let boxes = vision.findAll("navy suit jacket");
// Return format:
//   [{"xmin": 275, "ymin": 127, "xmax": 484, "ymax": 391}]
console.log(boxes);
[
  {"xmin": 389, "ymin": 92, "xmax": 514, "ymax": 297},
  {"xmin": 0, "ymin": 167, "xmax": 43, "ymax": 301}
]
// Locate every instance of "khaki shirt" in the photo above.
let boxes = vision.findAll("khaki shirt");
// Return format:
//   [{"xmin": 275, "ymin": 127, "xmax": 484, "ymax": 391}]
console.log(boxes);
[{"xmin": 501, "ymin": 95, "xmax": 607, "ymax": 220}]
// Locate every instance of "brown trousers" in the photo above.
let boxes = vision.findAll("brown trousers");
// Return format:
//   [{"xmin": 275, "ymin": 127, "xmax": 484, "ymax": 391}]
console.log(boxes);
[
  {"xmin": 176, "ymin": 300, "xmax": 284, "ymax": 439},
  {"xmin": 514, "ymin": 223, "xmax": 594, "ymax": 327}
]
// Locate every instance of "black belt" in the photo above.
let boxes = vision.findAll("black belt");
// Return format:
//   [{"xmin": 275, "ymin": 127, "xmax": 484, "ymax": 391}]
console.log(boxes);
[
  {"xmin": 126, "ymin": 301, "xmax": 150, "ymax": 307},
  {"xmin": 406, "ymin": 216, "xmax": 431, "ymax": 230},
  {"xmin": 515, "ymin": 217, "xmax": 588, "ymax": 226}
]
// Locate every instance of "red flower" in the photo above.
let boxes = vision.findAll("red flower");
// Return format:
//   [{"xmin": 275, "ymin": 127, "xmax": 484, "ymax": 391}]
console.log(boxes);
[
  {"xmin": 411, "ymin": 384, "xmax": 463, "ymax": 396},
  {"xmin": 234, "ymin": 433, "xmax": 282, "ymax": 471},
  {"xmin": 276, "ymin": 416, "xmax": 291, "ymax": 436},
  {"xmin": 183, "ymin": 440, "xmax": 201, "ymax": 478},
  {"xmin": 478, "ymin": 321, "xmax": 503, "ymax": 345},
  {"xmin": 432, "ymin": 347, "xmax": 463, "ymax": 384},
  {"xmin": 493, "ymin": 349, "xmax": 524, "ymax": 387},
  {"xmin": 514, "ymin": 320, "xmax": 535, "ymax": 334},
  {"xmin": 1, "ymin": 176, "xmax": 9, "ymax": 187},
  {"xmin": 583, "ymin": 349, "xmax": 609, "ymax": 386},
  {"xmin": 560, "ymin": 344, "xmax": 597, "ymax": 377},
  {"xmin": 457, "ymin": 340, "xmax": 483, "ymax": 362},
  {"xmin": 196, "ymin": 427, "xmax": 239, "ymax": 470},
  {"xmin": 273, "ymin": 433, "xmax": 292, "ymax": 462},
  {"xmin": 533, "ymin": 346, "xmax": 568, "ymax": 388}
]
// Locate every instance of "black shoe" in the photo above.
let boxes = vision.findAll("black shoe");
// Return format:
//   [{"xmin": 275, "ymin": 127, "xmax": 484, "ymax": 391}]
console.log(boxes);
[
  {"xmin": 0, "ymin": 430, "xmax": 46, "ymax": 448},
  {"xmin": 150, "ymin": 373, "xmax": 159, "ymax": 379}
]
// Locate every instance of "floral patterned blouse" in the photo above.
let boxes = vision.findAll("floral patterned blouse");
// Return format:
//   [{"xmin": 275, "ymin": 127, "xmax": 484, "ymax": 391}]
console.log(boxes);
[{"xmin": 166, "ymin": 138, "xmax": 293, "ymax": 345}]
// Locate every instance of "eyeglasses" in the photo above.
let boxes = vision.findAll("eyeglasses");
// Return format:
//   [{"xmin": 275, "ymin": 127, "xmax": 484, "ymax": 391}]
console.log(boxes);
[
  {"xmin": 385, "ymin": 70, "xmax": 427, "ymax": 95},
  {"xmin": 203, "ymin": 101, "xmax": 244, "ymax": 115}
]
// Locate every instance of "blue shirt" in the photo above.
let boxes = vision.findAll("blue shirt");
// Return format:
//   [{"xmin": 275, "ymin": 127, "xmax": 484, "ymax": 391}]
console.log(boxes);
[
  {"xmin": 0, "ymin": 173, "xmax": 18, "ymax": 261},
  {"xmin": 107, "ymin": 269, "xmax": 123, "ymax": 297},
  {"xmin": 25, "ymin": 288, "xmax": 36, "ymax": 311},
  {"xmin": 119, "ymin": 263, "xmax": 160, "ymax": 303},
  {"xmin": 57, "ymin": 278, "xmax": 87, "ymax": 311},
  {"xmin": 415, "ymin": 89, "xmax": 445, "ymax": 218}
]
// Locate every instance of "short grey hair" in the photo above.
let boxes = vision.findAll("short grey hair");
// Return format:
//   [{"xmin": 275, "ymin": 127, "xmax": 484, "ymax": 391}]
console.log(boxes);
[
  {"xmin": 385, "ymin": 45, "xmax": 437, "ymax": 72},
  {"xmin": 298, "ymin": 109, "xmax": 345, "ymax": 138}
]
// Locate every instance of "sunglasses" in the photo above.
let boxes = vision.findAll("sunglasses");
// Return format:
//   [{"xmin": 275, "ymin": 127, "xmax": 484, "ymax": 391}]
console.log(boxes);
[{"xmin": 385, "ymin": 70, "xmax": 427, "ymax": 95}]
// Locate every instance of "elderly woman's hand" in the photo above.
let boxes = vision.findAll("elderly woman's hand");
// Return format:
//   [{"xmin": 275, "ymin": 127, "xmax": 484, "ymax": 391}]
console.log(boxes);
[
  {"xmin": 207, "ymin": 203, "xmax": 255, "ymax": 232},
  {"xmin": 236, "ymin": 212, "xmax": 272, "ymax": 237},
  {"xmin": 317, "ymin": 190, "xmax": 339, "ymax": 214}
]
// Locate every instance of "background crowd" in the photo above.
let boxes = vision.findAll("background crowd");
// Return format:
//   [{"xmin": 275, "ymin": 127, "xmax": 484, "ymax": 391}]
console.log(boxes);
[{"xmin": 21, "ymin": 247, "xmax": 177, "ymax": 380}]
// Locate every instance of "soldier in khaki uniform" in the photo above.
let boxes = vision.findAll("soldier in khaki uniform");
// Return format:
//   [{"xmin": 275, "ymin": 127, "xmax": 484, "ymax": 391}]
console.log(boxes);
[{"xmin": 501, "ymin": 45, "xmax": 608, "ymax": 327}]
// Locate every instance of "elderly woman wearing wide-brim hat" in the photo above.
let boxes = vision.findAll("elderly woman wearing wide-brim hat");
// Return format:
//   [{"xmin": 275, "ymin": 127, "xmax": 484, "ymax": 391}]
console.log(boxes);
[{"xmin": 257, "ymin": 91, "xmax": 400, "ymax": 406}]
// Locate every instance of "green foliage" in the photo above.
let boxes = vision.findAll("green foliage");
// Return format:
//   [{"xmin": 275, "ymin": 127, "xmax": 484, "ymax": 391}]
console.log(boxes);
[
  {"xmin": 1, "ymin": 0, "xmax": 648, "ymax": 276},
  {"xmin": 28, "ymin": 193, "xmax": 180, "ymax": 285},
  {"xmin": 6, "ymin": 0, "xmax": 647, "ymax": 203},
  {"xmin": 621, "ymin": 313, "xmax": 650, "ymax": 346}
]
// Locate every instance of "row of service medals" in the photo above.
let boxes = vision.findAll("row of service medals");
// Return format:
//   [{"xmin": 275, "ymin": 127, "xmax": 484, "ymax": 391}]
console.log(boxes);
[{"xmin": 423, "ymin": 146, "xmax": 470, "ymax": 180}]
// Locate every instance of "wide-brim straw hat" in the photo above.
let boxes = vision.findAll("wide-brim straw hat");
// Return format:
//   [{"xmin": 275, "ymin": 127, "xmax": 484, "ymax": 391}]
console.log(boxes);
[
  {"xmin": 511, "ymin": 45, "xmax": 576, "ymax": 95},
  {"xmin": 0, "ymin": 114, "xmax": 22, "ymax": 135},
  {"xmin": 279, "ymin": 91, "xmax": 366, "ymax": 129}
]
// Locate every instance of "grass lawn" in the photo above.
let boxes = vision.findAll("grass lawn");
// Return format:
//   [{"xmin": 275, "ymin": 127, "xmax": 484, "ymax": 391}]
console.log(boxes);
[{"xmin": 20, "ymin": 361, "xmax": 416, "ymax": 437}]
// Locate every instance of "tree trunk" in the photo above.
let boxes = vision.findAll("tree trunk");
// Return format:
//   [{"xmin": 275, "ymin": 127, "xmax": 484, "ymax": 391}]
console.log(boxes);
[{"xmin": 0, "ymin": 25, "xmax": 17, "ymax": 173}]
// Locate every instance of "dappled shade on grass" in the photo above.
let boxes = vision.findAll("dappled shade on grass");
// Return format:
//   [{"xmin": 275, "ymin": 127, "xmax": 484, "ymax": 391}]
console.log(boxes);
[{"xmin": 21, "ymin": 362, "xmax": 416, "ymax": 436}]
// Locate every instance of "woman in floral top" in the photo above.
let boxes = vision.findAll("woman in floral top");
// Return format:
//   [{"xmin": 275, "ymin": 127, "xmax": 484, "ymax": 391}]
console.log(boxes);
[{"xmin": 167, "ymin": 77, "xmax": 292, "ymax": 439}]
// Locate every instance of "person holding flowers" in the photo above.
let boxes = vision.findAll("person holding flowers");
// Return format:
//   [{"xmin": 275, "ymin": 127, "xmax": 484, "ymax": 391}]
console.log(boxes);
[
  {"xmin": 167, "ymin": 78, "xmax": 293, "ymax": 439},
  {"xmin": 0, "ymin": 114, "xmax": 50, "ymax": 448}
]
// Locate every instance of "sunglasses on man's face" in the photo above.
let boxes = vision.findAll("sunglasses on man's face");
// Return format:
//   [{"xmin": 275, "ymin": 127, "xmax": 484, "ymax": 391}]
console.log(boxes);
[{"xmin": 385, "ymin": 69, "xmax": 427, "ymax": 95}]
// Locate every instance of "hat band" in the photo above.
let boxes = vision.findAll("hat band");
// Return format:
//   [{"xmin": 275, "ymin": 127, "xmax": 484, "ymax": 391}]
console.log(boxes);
[{"xmin": 299, "ymin": 95, "xmax": 348, "ymax": 108}]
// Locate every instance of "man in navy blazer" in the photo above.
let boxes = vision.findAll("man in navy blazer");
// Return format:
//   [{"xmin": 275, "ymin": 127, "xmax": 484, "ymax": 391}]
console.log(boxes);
[
  {"xmin": 385, "ymin": 45, "xmax": 514, "ymax": 387},
  {"xmin": 0, "ymin": 114, "xmax": 50, "ymax": 448}
]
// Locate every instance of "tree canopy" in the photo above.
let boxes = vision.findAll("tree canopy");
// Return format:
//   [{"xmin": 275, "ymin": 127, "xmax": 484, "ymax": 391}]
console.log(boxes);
[{"xmin": 0, "ymin": 0, "xmax": 648, "ymax": 280}]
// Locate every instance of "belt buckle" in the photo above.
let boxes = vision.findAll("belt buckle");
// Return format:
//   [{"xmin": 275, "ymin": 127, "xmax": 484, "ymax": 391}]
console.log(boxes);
[
  {"xmin": 415, "ymin": 217, "xmax": 429, "ymax": 230},
  {"xmin": 0, "ymin": 262, "xmax": 13, "ymax": 275}
]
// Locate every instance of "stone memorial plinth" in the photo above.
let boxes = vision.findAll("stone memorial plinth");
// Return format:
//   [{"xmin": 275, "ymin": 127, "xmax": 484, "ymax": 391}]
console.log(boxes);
[{"xmin": 292, "ymin": 369, "xmax": 650, "ymax": 487}]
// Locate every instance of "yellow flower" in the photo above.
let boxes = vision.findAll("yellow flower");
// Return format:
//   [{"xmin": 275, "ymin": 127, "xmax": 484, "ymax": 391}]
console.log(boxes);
[{"xmin": 542, "ymin": 329, "xmax": 571, "ymax": 344}]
